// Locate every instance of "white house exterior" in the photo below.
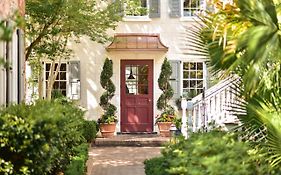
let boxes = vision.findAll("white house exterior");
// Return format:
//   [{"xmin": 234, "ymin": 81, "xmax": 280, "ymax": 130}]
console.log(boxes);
[
  {"xmin": 0, "ymin": 0, "xmax": 25, "ymax": 106},
  {"xmin": 39, "ymin": 0, "xmax": 210, "ymax": 133}
]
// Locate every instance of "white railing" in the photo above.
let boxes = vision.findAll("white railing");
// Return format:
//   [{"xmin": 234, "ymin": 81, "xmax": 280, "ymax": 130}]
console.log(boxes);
[{"xmin": 191, "ymin": 78, "xmax": 240, "ymax": 131}]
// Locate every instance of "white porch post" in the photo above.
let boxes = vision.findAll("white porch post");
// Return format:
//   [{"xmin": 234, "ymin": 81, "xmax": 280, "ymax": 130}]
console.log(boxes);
[
  {"xmin": 181, "ymin": 98, "xmax": 188, "ymax": 138},
  {"xmin": 181, "ymin": 98, "xmax": 194, "ymax": 139}
]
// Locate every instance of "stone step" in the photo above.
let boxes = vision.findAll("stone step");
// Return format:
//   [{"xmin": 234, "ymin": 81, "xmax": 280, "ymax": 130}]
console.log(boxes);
[{"xmin": 92, "ymin": 134, "xmax": 170, "ymax": 147}]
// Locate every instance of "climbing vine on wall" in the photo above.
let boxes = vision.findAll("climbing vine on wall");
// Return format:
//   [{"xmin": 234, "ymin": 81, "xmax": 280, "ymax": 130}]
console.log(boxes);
[
  {"xmin": 157, "ymin": 58, "xmax": 174, "ymax": 114},
  {"xmin": 99, "ymin": 58, "xmax": 117, "ymax": 123}
]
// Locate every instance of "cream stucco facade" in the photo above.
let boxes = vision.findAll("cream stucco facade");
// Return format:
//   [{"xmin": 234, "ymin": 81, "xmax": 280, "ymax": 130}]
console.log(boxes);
[{"xmin": 65, "ymin": 0, "xmax": 208, "ymax": 133}]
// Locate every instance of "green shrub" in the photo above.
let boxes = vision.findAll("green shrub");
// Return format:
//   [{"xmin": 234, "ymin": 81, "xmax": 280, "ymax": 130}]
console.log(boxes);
[
  {"xmin": 82, "ymin": 120, "xmax": 98, "ymax": 142},
  {"xmin": 145, "ymin": 131, "xmax": 273, "ymax": 175},
  {"xmin": 65, "ymin": 143, "xmax": 89, "ymax": 175},
  {"xmin": 144, "ymin": 157, "xmax": 167, "ymax": 175},
  {"xmin": 0, "ymin": 100, "xmax": 86, "ymax": 175}
]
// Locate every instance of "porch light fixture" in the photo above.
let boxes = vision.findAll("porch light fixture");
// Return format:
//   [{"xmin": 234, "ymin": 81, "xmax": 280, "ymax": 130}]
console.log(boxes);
[{"xmin": 128, "ymin": 66, "xmax": 135, "ymax": 80}]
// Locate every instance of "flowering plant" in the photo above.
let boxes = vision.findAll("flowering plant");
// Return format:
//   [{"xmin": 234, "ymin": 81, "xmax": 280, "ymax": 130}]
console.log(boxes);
[{"xmin": 155, "ymin": 107, "xmax": 176, "ymax": 123}]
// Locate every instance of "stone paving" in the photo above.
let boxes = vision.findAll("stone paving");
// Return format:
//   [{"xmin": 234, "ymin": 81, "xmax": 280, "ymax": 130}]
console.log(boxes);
[{"xmin": 87, "ymin": 146, "xmax": 162, "ymax": 175}]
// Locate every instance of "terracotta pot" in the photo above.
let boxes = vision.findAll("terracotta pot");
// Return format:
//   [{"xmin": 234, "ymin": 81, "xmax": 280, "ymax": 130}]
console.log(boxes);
[
  {"xmin": 100, "ymin": 123, "xmax": 116, "ymax": 138},
  {"xmin": 157, "ymin": 122, "xmax": 172, "ymax": 137}
]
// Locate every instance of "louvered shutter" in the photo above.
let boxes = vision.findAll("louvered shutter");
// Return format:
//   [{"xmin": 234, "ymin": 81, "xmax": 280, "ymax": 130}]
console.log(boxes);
[
  {"xmin": 169, "ymin": 0, "xmax": 181, "ymax": 18},
  {"xmin": 68, "ymin": 61, "xmax": 80, "ymax": 100},
  {"xmin": 169, "ymin": 60, "xmax": 181, "ymax": 98},
  {"xmin": 149, "ymin": 0, "xmax": 160, "ymax": 18}
]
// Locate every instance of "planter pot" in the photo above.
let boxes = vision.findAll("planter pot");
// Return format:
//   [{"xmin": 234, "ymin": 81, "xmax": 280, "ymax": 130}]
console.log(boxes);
[
  {"xmin": 157, "ymin": 122, "xmax": 172, "ymax": 137},
  {"xmin": 100, "ymin": 123, "xmax": 116, "ymax": 138}
]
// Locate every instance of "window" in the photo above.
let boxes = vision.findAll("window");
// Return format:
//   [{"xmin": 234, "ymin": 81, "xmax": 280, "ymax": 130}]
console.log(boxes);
[
  {"xmin": 182, "ymin": 0, "xmax": 204, "ymax": 17},
  {"xmin": 182, "ymin": 62, "xmax": 204, "ymax": 96},
  {"xmin": 45, "ymin": 63, "xmax": 68, "ymax": 96},
  {"xmin": 125, "ymin": 65, "xmax": 149, "ymax": 95},
  {"xmin": 125, "ymin": 0, "xmax": 148, "ymax": 16}
]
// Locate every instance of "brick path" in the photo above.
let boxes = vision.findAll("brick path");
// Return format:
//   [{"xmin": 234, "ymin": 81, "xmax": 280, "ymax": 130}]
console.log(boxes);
[{"xmin": 87, "ymin": 147, "xmax": 162, "ymax": 175}]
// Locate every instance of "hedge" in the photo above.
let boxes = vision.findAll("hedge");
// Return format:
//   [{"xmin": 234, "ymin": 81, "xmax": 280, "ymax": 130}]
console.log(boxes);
[{"xmin": 0, "ymin": 100, "xmax": 97, "ymax": 175}]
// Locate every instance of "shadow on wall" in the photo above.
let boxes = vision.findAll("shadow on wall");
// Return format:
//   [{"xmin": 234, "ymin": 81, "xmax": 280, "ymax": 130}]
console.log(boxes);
[{"xmin": 68, "ymin": 36, "xmax": 106, "ymax": 120}]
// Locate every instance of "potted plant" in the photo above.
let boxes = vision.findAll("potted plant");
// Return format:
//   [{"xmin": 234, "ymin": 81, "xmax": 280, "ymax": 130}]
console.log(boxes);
[
  {"xmin": 156, "ymin": 58, "xmax": 175, "ymax": 137},
  {"xmin": 98, "ymin": 58, "xmax": 117, "ymax": 138}
]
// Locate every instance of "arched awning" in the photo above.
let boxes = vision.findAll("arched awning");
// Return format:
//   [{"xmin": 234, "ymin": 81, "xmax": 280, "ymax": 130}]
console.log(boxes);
[{"xmin": 106, "ymin": 33, "xmax": 168, "ymax": 52}]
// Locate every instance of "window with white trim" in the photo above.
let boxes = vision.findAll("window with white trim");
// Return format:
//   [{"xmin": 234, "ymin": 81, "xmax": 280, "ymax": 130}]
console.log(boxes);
[
  {"xmin": 45, "ymin": 63, "xmax": 68, "ymax": 96},
  {"xmin": 182, "ymin": 62, "xmax": 204, "ymax": 96},
  {"xmin": 124, "ymin": 0, "xmax": 148, "ymax": 16},
  {"xmin": 182, "ymin": 0, "xmax": 204, "ymax": 17}
]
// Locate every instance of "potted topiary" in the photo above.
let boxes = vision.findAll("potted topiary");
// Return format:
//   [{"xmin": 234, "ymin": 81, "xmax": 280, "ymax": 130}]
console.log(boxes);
[
  {"xmin": 156, "ymin": 58, "xmax": 175, "ymax": 137},
  {"xmin": 98, "ymin": 58, "xmax": 118, "ymax": 138}
]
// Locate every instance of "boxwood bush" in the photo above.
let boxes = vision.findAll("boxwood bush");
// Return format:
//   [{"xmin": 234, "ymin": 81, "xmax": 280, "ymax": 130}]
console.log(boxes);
[
  {"xmin": 82, "ymin": 120, "xmax": 99, "ymax": 143},
  {"xmin": 0, "ymin": 100, "xmax": 91, "ymax": 175},
  {"xmin": 65, "ymin": 143, "xmax": 89, "ymax": 175},
  {"xmin": 145, "ymin": 131, "xmax": 272, "ymax": 175}
]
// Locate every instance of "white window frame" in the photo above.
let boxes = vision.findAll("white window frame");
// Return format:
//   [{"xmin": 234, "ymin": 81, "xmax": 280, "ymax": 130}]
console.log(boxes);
[
  {"xmin": 180, "ymin": 61, "xmax": 207, "ymax": 97},
  {"xmin": 43, "ymin": 62, "xmax": 69, "ymax": 98},
  {"xmin": 180, "ymin": 0, "xmax": 206, "ymax": 20},
  {"xmin": 123, "ymin": 0, "xmax": 151, "ymax": 21}
]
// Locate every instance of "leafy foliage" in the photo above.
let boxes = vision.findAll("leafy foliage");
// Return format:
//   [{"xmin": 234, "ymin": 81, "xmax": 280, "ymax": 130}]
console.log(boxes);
[
  {"xmin": 25, "ymin": 0, "xmax": 122, "ymax": 99},
  {"xmin": 82, "ymin": 120, "xmax": 99, "ymax": 143},
  {"xmin": 157, "ymin": 58, "xmax": 174, "ymax": 117},
  {"xmin": 0, "ymin": 100, "xmax": 89, "ymax": 175},
  {"xmin": 144, "ymin": 157, "xmax": 167, "ymax": 175},
  {"xmin": 125, "ymin": 0, "xmax": 148, "ymax": 16},
  {"xmin": 188, "ymin": 0, "xmax": 281, "ymax": 170},
  {"xmin": 99, "ymin": 58, "xmax": 117, "ymax": 124},
  {"xmin": 64, "ymin": 143, "xmax": 89, "ymax": 175},
  {"xmin": 145, "ymin": 131, "xmax": 276, "ymax": 175}
]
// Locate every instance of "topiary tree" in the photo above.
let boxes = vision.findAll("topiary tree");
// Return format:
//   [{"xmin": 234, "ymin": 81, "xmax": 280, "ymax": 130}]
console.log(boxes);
[
  {"xmin": 157, "ymin": 58, "xmax": 174, "ymax": 117},
  {"xmin": 99, "ymin": 58, "xmax": 117, "ymax": 123}
]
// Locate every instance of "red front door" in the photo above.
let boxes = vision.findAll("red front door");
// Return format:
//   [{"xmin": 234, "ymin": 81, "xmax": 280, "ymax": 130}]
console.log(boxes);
[{"xmin": 121, "ymin": 60, "xmax": 153, "ymax": 132}]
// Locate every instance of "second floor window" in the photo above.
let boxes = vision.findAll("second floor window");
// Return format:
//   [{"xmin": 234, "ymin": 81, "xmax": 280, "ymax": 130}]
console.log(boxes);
[
  {"xmin": 125, "ymin": 0, "xmax": 148, "ymax": 16},
  {"xmin": 183, "ymin": 0, "xmax": 203, "ymax": 17}
]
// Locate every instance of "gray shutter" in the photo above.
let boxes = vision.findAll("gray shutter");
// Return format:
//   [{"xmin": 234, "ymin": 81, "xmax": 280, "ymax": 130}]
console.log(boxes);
[
  {"xmin": 149, "ymin": 0, "xmax": 160, "ymax": 18},
  {"xmin": 68, "ymin": 61, "xmax": 80, "ymax": 100},
  {"xmin": 169, "ymin": 60, "xmax": 181, "ymax": 98},
  {"xmin": 169, "ymin": 0, "xmax": 181, "ymax": 18}
]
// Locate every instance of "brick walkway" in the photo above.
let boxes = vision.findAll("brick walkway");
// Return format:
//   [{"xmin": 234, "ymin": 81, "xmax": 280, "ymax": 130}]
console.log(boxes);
[{"xmin": 87, "ymin": 147, "xmax": 162, "ymax": 175}]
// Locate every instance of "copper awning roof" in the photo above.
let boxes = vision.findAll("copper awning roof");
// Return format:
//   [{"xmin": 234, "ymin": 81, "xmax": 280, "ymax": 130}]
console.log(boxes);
[{"xmin": 106, "ymin": 33, "xmax": 168, "ymax": 51}]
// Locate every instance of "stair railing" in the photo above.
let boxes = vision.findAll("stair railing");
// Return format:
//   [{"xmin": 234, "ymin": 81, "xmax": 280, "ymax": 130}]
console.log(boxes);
[{"xmin": 191, "ymin": 78, "xmax": 240, "ymax": 131}]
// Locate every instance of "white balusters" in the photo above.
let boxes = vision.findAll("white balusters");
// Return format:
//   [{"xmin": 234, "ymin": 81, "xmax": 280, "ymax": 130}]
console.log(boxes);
[{"xmin": 191, "ymin": 78, "xmax": 239, "ymax": 131}]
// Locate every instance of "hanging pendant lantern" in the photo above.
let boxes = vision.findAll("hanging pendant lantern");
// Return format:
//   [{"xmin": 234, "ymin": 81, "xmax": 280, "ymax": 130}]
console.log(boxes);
[{"xmin": 128, "ymin": 66, "xmax": 135, "ymax": 79}]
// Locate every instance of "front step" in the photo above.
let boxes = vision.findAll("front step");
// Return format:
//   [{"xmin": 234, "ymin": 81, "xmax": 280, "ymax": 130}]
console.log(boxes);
[{"xmin": 92, "ymin": 134, "xmax": 170, "ymax": 147}]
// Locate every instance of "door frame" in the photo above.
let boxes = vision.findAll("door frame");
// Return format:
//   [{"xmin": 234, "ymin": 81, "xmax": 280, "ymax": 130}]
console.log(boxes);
[{"xmin": 120, "ymin": 59, "xmax": 154, "ymax": 133}]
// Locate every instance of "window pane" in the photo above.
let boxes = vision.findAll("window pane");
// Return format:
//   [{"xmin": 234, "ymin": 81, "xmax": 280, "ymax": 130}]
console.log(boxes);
[
  {"xmin": 190, "ymin": 80, "xmax": 196, "ymax": 87},
  {"xmin": 60, "ymin": 72, "xmax": 66, "ymax": 80},
  {"xmin": 190, "ymin": 63, "xmax": 196, "ymax": 70},
  {"xmin": 190, "ymin": 71, "xmax": 196, "ymax": 79},
  {"xmin": 139, "ymin": 65, "xmax": 148, "ymax": 74},
  {"xmin": 138, "ymin": 75, "xmax": 148, "ymax": 85},
  {"xmin": 61, "ymin": 90, "xmax": 67, "ymax": 96},
  {"xmin": 54, "ymin": 82, "xmax": 59, "ymax": 89},
  {"xmin": 183, "ymin": 71, "xmax": 189, "ymax": 79},
  {"xmin": 197, "ymin": 62, "xmax": 203, "ymax": 69},
  {"xmin": 183, "ymin": 80, "xmax": 189, "ymax": 88},
  {"xmin": 60, "ymin": 82, "xmax": 66, "ymax": 89},
  {"xmin": 197, "ymin": 70, "xmax": 203, "ymax": 79},
  {"xmin": 138, "ymin": 85, "xmax": 148, "ymax": 94},
  {"xmin": 46, "ymin": 72, "xmax": 49, "ymax": 80},
  {"xmin": 61, "ymin": 63, "xmax": 67, "ymax": 71},
  {"xmin": 45, "ymin": 63, "xmax": 51, "ymax": 71},
  {"xmin": 183, "ymin": 62, "xmax": 189, "ymax": 70},
  {"xmin": 197, "ymin": 80, "xmax": 203, "ymax": 88}
]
